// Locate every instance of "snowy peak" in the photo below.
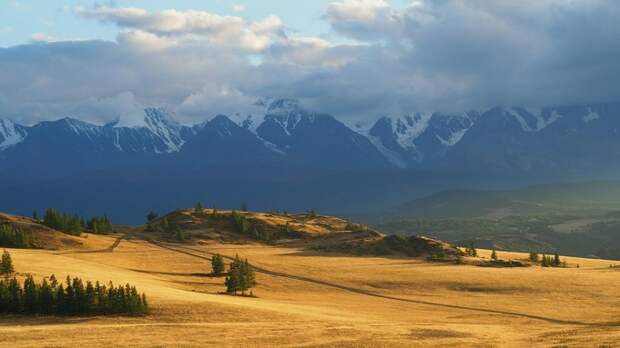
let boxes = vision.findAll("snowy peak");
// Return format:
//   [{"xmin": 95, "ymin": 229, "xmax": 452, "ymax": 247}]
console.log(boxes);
[
  {"xmin": 0, "ymin": 119, "xmax": 27, "ymax": 150},
  {"xmin": 142, "ymin": 108, "xmax": 185, "ymax": 152}
]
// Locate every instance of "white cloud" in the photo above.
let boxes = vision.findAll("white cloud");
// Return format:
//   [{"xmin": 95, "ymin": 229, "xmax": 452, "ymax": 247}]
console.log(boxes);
[
  {"xmin": 232, "ymin": 4, "xmax": 245, "ymax": 13},
  {"xmin": 31, "ymin": 32, "xmax": 57, "ymax": 43},
  {"xmin": 77, "ymin": 6, "xmax": 284, "ymax": 53}
]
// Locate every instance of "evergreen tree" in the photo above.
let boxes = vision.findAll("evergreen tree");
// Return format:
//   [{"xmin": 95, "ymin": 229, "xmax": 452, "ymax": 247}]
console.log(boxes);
[
  {"xmin": 23, "ymin": 275, "xmax": 39, "ymax": 313},
  {"xmin": 39, "ymin": 279, "xmax": 55, "ymax": 314},
  {"xmin": 1, "ymin": 249, "xmax": 15, "ymax": 274},
  {"xmin": 553, "ymin": 252, "xmax": 561, "ymax": 267},
  {"xmin": 541, "ymin": 255, "xmax": 548, "ymax": 267},
  {"xmin": 194, "ymin": 202, "xmax": 204, "ymax": 215},
  {"xmin": 490, "ymin": 249, "xmax": 498, "ymax": 261},
  {"xmin": 529, "ymin": 252, "xmax": 539, "ymax": 263},
  {"xmin": 32, "ymin": 210, "xmax": 40, "ymax": 222},
  {"xmin": 146, "ymin": 211, "xmax": 159, "ymax": 223},
  {"xmin": 211, "ymin": 254, "xmax": 225, "ymax": 276},
  {"xmin": 0, "ymin": 224, "xmax": 33, "ymax": 248}
]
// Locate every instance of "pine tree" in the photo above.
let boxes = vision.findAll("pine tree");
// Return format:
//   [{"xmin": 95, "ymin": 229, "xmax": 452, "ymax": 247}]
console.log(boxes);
[
  {"xmin": 32, "ymin": 210, "xmax": 39, "ymax": 222},
  {"xmin": 23, "ymin": 275, "xmax": 39, "ymax": 313},
  {"xmin": 1, "ymin": 249, "xmax": 15, "ymax": 275},
  {"xmin": 553, "ymin": 252, "xmax": 561, "ymax": 267},
  {"xmin": 490, "ymin": 249, "xmax": 498, "ymax": 261},
  {"xmin": 194, "ymin": 202, "xmax": 204, "ymax": 215},
  {"xmin": 39, "ymin": 279, "xmax": 55, "ymax": 314},
  {"xmin": 541, "ymin": 255, "xmax": 548, "ymax": 267},
  {"xmin": 211, "ymin": 254, "xmax": 225, "ymax": 276},
  {"xmin": 146, "ymin": 211, "xmax": 159, "ymax": 223}
]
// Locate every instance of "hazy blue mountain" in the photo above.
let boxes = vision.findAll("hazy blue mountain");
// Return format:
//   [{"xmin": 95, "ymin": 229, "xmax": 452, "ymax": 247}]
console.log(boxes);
[{"xmin": 1, "ymin": 100, "xmax": 620, "ymax": 222}]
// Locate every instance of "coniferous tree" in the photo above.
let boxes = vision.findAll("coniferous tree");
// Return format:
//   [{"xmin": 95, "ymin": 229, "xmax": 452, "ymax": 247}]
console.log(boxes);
[
  {"xmin": 553, "ymin": 252, "xmax": 561, "ymax": 267},
  {"xmin": 146, "ymin": 211, "xmax": 159, "ymax": 223},
  {"xmin": 1, "ymin": 249, "xmax": 14, "ymax": 275},
  {"xmin": 32, "ymin": 210, "xmax": 40, "ymax": 222},
  {"xmin": 529, "ymin": 252, "xmax": 539, "ymax": 263},
  {"xmin": 39, "ymin": 279, "xmax": 55, "ymax": 314},
  {"xmin": 211, "ymin": 254, "xmax": 225, "ymax": 276},
  {"xmin": 23, "ymin": 275, "xmax": 39, "ymax": 313},
  {"xmin": 491, "ymin": 249, "xmax": 498, "ymax": 261},
  {"xmin": 0, "ymin": 224, "xmax": 33, "ymax": 248},
  {"xmin": 194, "ymin": 202, "xmax": 204, "ymax": 215}
]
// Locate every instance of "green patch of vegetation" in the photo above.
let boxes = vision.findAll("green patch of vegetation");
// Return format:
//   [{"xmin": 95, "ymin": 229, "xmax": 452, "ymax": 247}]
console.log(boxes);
[
  {"xmin": 224, "ymin": 255, "xmax": 256, "ymax": 296},
  {"xmin": 0, "ymin": 225, "xmax": 34, "ymax": 248}
]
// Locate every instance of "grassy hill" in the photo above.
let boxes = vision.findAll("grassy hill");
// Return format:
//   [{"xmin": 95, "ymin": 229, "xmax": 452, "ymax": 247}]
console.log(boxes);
[
  {"xmin": 145, "ymin": 208, "xmax": 463, "ymax": 260},
  {"xmin": 0, "ymin": 212, "xmax": 86, "ymax": 250}
]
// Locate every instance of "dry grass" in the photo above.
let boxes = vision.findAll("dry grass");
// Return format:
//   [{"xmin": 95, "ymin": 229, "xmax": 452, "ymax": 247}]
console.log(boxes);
[{"xmin": 1, "ymin": 232, "xmax": 620, "ymax": 347}]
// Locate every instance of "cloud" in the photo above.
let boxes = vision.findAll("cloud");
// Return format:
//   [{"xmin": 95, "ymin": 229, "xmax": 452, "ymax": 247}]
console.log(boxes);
[
  {"xmin": 0, "ymin": 1, "xmax": 619, "ymax": 126},
  {"xmin": 31, "ymin": 32, "xmax": 57, "ymax": 43},
  {"xmin": 76, "ymin": 6, "xmax": 284, "ymax": 53},
  {"xmin": 232, "ymin": 4, "xmax": 245, "ymax": 13}
]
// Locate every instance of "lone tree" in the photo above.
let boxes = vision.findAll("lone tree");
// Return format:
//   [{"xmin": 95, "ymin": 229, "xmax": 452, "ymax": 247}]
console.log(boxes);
[
  {"xmin": 194, "ymin": 202, "xmax": 204, "ymax": 215},
  {"xmin": 211, "ymin": 254, "xmax": 225, "ymax": 276},
  {"xmin": 490, "ymin": 249, "xmax": 498, "ymax": 261},
  {"xmin": 146, "ymin": 211, "xmax": 159, "ymax": 223},
  {"xmin": 1, "ymin": 249, "xmax": 15, "ymax": 274}
]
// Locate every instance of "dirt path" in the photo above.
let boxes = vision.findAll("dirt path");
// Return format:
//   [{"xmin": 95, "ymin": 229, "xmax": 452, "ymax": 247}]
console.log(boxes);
[
  {"xmin": 139, "ymin": 237, "xmax": 620, "ymax": 327},
  {"xmin": 56, "ymin": 234, "xmax": 125, "ymax": 255}
]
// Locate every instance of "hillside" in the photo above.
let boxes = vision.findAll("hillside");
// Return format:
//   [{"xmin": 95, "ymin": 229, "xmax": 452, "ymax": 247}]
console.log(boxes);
[
  {"xmin": 145, "ymin": 209, "xmax": 463, "ymax": 260},
  {"xmin": 0, "ymin": 212, "xmax": 87, "ymax": 250}
]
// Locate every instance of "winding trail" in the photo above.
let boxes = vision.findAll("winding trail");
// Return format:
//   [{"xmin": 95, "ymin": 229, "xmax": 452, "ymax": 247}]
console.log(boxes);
[{"xmin": 140, "ymin": 236, "xmax": 620, "ymax": 327}]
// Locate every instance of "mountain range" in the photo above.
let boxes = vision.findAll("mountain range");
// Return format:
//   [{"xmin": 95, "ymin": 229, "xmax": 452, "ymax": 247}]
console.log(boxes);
[{"xmin": 1, "ymin": 99, "xmax": 619, "ymax": 223}]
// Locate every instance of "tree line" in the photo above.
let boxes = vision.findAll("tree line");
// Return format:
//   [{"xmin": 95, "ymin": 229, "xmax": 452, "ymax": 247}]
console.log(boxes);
[
  {"xmin": 37, "ymin": 208, "xmax": 113, "ymax": 235},
  {"xmin": 0, "ymin": 250, "xmax": 147, "ymax": 316},
  {"xmin": 0, "ymin": 224, "xmax": 33, "ymax": 248},
  {"xmin": 530, "ymin": 252, "xmax": 566, "ymax": 267}
]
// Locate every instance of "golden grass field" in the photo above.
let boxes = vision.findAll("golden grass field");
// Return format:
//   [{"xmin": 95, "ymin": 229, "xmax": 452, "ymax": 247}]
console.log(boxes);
[{"xmin": 1, "ymin": 230, "xmax": 620, "ymax": 348}]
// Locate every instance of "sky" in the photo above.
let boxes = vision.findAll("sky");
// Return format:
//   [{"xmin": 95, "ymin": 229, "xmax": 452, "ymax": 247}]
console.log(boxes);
[{"xmin": 0, "ymin": 0, "xmax": 618, "ymax": 126}]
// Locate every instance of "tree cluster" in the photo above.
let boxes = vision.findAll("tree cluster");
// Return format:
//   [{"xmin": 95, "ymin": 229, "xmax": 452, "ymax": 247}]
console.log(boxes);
[
  {"xmin": 43, "ymin": 208, "xmax": 83, "ymax": 235},
  {"xmin": 0, "ymin": 274, "xmax": 148, "ymax": 316},
  {"xmin": 86, "ymin": 215, "xmax": 113, "ymax": 234},
  {"xmin": 224, "ymin": 255, "xmax": 256, "ymax": 296},
  {"xmin": 0, "ymin": 224, "xmax": 33, "ymax": 248},
  {"xmin": 464, "ymin": 242, "xmax": 478, "ymax": 257},
  {"xmin": 229, "ymin": 211, "xmax": 277, "ymax": 242},
  {"xmin": 541, "ymin": 252, "xmax": 565, "ymax": 267}
]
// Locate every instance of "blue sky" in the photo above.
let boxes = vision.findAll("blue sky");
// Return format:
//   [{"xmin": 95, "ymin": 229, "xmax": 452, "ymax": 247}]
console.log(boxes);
[{"xmin": 0, "ymin": 0, "xmax": 361, "ymax": 47}]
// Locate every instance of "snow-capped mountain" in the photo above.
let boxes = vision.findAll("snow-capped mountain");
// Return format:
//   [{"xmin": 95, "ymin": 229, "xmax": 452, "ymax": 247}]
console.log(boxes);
[
  {"xmin": 2, "ymin": 99, "xmax": 620, "ymax": 223},
  {"xmin": 0, "ymin": 119, "xmax": 27, "ymax": 150},
  {"xmin": 366, "ymin": 111, "xmax": 481, "ymax": 167}
]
